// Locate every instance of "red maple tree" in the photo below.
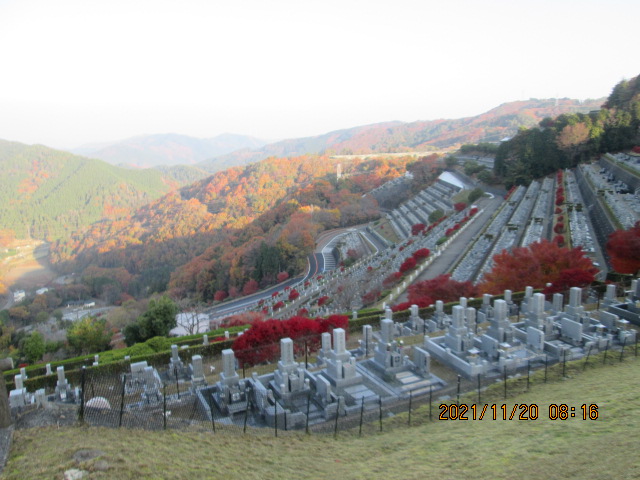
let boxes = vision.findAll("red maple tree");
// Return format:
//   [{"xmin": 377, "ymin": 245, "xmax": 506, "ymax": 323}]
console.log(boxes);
[
  {"xmin": 407, "ymin": 274, "xmax": 476, "ymax": 306},
  {"xmin": 478, "ymin": 240, "xmax": 597, "ymax": 294},
  {"xmin": 606, "ymin": 222, "xmax": 640, "ymax": 274}
]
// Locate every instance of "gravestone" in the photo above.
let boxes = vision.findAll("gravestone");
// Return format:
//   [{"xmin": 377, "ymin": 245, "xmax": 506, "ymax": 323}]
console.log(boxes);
[
  {"xmin": 213, "ymin": 349, "xmax": 247, "ymax": 415},
  {"xmin": 372, "ymin": 319, "xmax": 405, "ymax": 374},
  {"xmin": 444, "ymin": 305, "xmax": 473, "ymax": 354},
  {"xmin": 526, "ymin": 326, "xmax": 545, "ymax": 352},
  {"xmin": 273, "ymin": 338, "xmax": 306, "ymax": 396},
  {"xmin": 322, "ymin": 328, "xmax": 362, "ymax": 388},
  {"xmin": 465, "ymin": 307, "xmax": 476, "ymax": 331},
  {"xmin": 432, "ymin": 300, "xmax": 445, "ymax": 328},
  {"xmin": 220, "ymin": 349, "xmax": 239, "ymax": 384},
  {"xmin": 405, "ymin": 304, "xmax": 425, "ymax": 334},
  {"xmin": 9, "ymin": 374, "xmax": 27, "ymax": 408},
  {"xmin": 141, "ymin": 366, "xmax": 162, "ymax": 402},
  {"xmin": 168, "ymin": 344, "xmax": 189, "ymax": 379},
  {"xmin": 317, "ymin": 331, "xmax": 332, "ymax": 365},
  {"xmin": 565, "ymin": 287, "xmax": 585, "ymax": 318},
  {"xmin": 190, "ymin": 355, "xmax": 206, "ymax": 388},
  {"xmin": 486, "ymin": 299, "xmax": 513, "ymax": 344},
  {"xmin": 604, "ymin": 284, "xmax": 617, "ymax": 304},
  {"xmin": 359, "ymin": 324, "xmax": 374, "ymax": 356},
  {"xmin": 412, "ymin": 347, "xmax": 431, "ymax": 376},
  {"xmin": 560, "ymin": 318, "xmax": 583, "ymax": 346},
  {"xmin": 552, "ymin": 293, "xmax": 563, "ymax": 313},
  {"xmin": 55, "ymin": 366, "xmax": 73, "ymax": 402}
]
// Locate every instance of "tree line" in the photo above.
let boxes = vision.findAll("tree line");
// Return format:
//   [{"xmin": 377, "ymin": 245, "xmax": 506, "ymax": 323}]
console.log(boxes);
[{"xmin": 495, "ymin": 75, "xmax": 640, "ymax": 188}]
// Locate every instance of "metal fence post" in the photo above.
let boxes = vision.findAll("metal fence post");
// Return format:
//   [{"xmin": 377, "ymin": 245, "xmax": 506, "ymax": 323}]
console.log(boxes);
[
  {"xmin": 79, "ymin": 366, "xmax": 86, "ymax": 424},
  {"xmin": 620, "ymin": 336, "xmax": 627, "ymax": 362},
  {"xmin": 274, "ymin": 399, "xmax": 278, "ymax": 438},
  {"xmin": 119, "ymin": 374, "xmax": 126, "ymax": 428},
  {"xmin": 503, "ymin": 366, "xmax": 507, "ymax": 399},
  {"xmin": 163, "ymin": 384, "xmax": 167, "ymax": 430},
  {"xmin": 305, "ymin": 392, "xmax": 311, "ymax": 435},
  {"xmin": 359, "ymin": 397, "xmax": 364, "ymax": 437},
  {"xmin": 209, "ymin": 396, "xmax": 216, "ymax": 433},
  {"xmin": 583, "ymin": 344, "xmax": 592, "ymax": 371},
  {"xmin": 243, "ymin": 394, "xmax": 250, "ymax": 434}
]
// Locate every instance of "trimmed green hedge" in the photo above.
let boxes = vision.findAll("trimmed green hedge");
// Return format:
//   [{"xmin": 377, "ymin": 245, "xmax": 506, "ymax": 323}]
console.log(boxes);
[
  {"xmin": 4, "ymin": 325, "xmax": 246, "ymax": 388},
  {"xmin": 7, "ymin": 339, "xmax": 236, "ymax": 392},
  {"xmin": 5, "ymin": 289, "xmax": 544, "ymax": 391}
]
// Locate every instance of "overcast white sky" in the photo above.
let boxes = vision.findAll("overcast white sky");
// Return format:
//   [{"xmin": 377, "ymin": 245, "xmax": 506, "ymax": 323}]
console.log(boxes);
[{"xmin": 0, "ymin": 0, "xmax": 637, "ymax": 149}]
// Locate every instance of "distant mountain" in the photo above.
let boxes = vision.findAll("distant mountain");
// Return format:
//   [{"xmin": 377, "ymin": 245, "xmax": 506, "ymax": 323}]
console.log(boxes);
[
  {"xmin": 73, "ymin": 133, "xmax": 266, "ymax": 169},
  {"xmin": 199, "ymin": 98, "xmax": 604, "ymax": 171},
  {"xmin": 0, "ymin": 140, "xmax": 205, "ymax": 241}
]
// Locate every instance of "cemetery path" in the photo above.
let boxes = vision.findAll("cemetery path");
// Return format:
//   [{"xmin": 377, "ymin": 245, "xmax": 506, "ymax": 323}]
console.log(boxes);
[{"xmin": 396, "ymin": 194, "xmax": 505, "ymax": 303}]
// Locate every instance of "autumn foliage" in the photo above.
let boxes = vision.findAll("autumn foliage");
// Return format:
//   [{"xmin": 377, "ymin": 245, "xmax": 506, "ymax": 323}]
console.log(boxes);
[
  {"xmin": 406, "ymin": 274, "xmax": 477, "ymax": 308},
  {"xmin": 52, "ymin": 154, "xmax": 417, "ymax": 301},
  {"xmin": 231, "ymin": 314, "xmax": 349, "ymax": 366},
  {"xmin": 606, "ymin": 221, "xmax": 640, "ymax": 274},
  {"xmin": 411, "ymin": 223, "xmax": 426, "ymax": 236},
  {"xmin": 477, "ymin": 240, "xmax": 597, "ymax": 294}
]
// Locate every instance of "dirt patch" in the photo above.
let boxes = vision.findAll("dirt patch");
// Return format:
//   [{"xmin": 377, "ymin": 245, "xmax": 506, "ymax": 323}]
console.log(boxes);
[
  {"xmin": 13, "ymin": 403, "xmax": 79, "ymax": 430},
  {"xmin": 2, "ymin": 259, "xmax": 57, "ymax": 290},
  {"xmin": 1, "ymin": 242, "xmax": 57, "ymax": 291}
]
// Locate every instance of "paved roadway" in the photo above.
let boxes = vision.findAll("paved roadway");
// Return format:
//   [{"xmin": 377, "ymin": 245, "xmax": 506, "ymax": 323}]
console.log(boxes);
[
  {"xmin": 206, "ymin": 248, "xmax": 328, "ymax": 320},
  {"xmin": 395, "ymin": 194, "xmax": 505, "ymax": 303},
  {"xmin": 205, "ymin": 194, "xmax": 505, "ymax": 319}
]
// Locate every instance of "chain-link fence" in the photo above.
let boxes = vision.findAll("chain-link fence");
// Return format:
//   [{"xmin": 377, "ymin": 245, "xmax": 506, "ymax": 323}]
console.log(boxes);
[{"xmin": 73, "ymin": 329, "xmax": 638, "ymax": 438}]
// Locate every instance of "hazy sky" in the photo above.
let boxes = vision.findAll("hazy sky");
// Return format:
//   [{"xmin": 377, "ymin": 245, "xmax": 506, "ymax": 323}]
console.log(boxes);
[{"xmin": 0, "ymin": 0, "xmax": 638, "ymax": 149}]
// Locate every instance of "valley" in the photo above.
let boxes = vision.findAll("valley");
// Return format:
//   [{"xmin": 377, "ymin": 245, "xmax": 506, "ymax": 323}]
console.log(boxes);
[{"xmin": 0, "ymin": 75, "xmax": 638, "ymax": 376}]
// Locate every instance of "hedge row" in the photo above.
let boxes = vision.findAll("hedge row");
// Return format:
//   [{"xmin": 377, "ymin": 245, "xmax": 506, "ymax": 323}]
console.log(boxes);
[
  {"xmin": 6, "ymin": 289, "xmax": 544, "ymax": 391},
  {"xmin": 7, "ymin": 339, "xmax": 236, "ymax": 393}
]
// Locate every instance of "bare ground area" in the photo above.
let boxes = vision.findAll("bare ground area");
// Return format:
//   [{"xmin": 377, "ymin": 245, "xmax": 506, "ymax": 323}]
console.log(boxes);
[{"xmin": 1, "ymin": 242, "xmax": 57, "ymax": 292}]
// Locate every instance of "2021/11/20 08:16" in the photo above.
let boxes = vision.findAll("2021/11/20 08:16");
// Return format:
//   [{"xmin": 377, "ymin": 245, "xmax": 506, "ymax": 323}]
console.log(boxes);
[{"xmin": 438, "ymin": 403, "xmax": 599, "ymax": 421}]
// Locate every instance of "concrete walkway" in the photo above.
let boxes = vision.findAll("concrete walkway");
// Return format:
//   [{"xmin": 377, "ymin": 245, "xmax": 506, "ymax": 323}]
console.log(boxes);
[{"xmin": 396, "ymin": 194, "xmax": 505, "ymax": 303}]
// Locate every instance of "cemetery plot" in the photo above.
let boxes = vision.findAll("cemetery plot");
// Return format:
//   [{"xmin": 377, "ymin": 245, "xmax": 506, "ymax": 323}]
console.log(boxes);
[{"xmin": 9, "ymin": 282, "xmax": 639, "ymax": 436}]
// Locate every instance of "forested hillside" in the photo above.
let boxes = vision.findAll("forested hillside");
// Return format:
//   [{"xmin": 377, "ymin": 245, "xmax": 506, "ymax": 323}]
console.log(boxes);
[
  {"xmin": 495, "ymin": 75, "xmax": 640, "ymax": 186},
  {"xmin": 51, "ymin": 154, "xmax": 442, "ymax": 300},
  {"xmin": 0, "ymin": 140, "xmax": 206, "ymax": 241},
  {"xmin": 200, "ymin": 98, "xmax": 603, "ymax": 171}
]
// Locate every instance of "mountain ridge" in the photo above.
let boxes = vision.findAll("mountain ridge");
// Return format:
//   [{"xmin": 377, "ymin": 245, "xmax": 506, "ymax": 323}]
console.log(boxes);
[{"xmin": 198, "ymin": 98, "xmax": 604, "ymax": 171}]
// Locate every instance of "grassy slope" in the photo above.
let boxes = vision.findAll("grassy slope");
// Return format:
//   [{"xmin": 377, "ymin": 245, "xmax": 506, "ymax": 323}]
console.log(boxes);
[{"xmin": 2, "ymin": 354, "xmax": 639, "ymax": 480}]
